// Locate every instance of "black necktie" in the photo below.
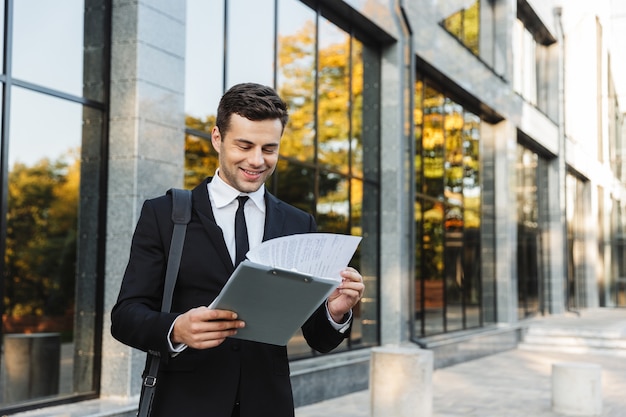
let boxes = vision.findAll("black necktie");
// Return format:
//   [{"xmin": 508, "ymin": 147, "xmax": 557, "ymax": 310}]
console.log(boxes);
[{"xmin": 234, "ymin": 196, "xmax": 249, "ymax": 266}]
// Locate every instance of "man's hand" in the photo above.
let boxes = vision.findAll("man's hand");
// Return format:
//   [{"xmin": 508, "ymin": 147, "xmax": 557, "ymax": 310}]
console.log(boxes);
[
  {"xmin": 171, "ymin": 307, "xmax": 245, "ymax": 349},
  {"xmin": 327, "ymin": 267, "xmax": 365, "ymax": 323}
]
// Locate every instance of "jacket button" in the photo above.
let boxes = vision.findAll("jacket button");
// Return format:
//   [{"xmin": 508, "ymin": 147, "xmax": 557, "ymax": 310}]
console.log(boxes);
[{"xmin": 232, "ymin": 342, "xmax": 241, "ymax": 351}]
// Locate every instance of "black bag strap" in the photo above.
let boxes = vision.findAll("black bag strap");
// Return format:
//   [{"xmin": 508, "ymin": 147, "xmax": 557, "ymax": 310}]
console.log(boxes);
[
  {"xmin": 161, "ymin": 188, "xmax": 192, "ymax": 312},
  {"xmin": 138, "ymin": 188, "xmax": 192, "ymax": 417}
]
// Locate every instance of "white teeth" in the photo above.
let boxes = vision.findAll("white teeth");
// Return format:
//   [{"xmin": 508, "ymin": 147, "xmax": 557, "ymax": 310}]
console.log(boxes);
[{"xmin": 243, "ymin": 169, "xmax": 262, "ymax": 175}]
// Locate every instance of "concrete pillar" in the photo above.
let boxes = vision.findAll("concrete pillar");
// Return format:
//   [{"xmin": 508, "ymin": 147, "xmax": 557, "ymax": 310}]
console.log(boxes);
[
  {"xmin": 370, "ymin": 344, "xmax": 433, "ymax": 417},
  {"xmin": 102, "ymin": 0, "xmax": 186, "ymax": 398},
  {"xmin": 552, "ymin": 362, "xmax": 602, "ymax": 416}
]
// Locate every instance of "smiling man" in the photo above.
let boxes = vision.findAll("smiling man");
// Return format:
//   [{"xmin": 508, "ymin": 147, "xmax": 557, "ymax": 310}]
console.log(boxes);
[{"xmin": 111, "ymin": 83, "xmax": 365, "ymax": 417}]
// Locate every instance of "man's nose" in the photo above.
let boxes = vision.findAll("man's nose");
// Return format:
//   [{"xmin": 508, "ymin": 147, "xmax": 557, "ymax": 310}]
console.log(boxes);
[{"xmin": 248, "ymin": 147, "xmax": 264, "ymax": 166}]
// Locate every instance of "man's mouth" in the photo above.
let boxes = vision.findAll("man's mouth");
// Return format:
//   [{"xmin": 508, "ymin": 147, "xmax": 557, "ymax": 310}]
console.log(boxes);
[{"xmin": 241, "ymin": 168, "xmax": 264, "ymax": 178}]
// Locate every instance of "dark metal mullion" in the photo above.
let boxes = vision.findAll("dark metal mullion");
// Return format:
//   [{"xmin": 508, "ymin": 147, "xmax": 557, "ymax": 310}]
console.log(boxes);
[
  {"xmin": 417, "ymin": 76, "xmax": 427, "ymax": 337},
  {"xmin": 0, "ymin": 0, "xmax": 14, "ymax": 343},
  {"xmin": 272, "ymin": 0, "xmax": 278, "ymax": 90},
  {"xmin": 11, "ymin": 78, "xmax": 106, "ymax": 110},
  {"xmin": 271, "ymin": 0, "xmax": 279, "ymax": 194},
  {"xmin": 347, "ymin": 33, "xmax": 353, "ymax": 235},
  {"xmin": 460, "ymin": 107, "xmax": 468, "ymax": 329},
  {"xmin": 312, "ymin": 6, "xmax": 319, "ymax": 219},
  {"xmin": 222, "ymin": 0, "xmax": 228, "ymax": 93},
  {"xmin": 441, "ymin": 98, "xmax": 448, "ymax": 333}
]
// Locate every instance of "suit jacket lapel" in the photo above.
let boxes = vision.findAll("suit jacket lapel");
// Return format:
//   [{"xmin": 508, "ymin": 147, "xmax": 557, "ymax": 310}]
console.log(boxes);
[
  {"xmin": 263, "ymin": 192, "xmax": 286, "ymax": 241},
  {"xmin": 191, "ymin": 178, "xmax": 235, "ymax": 273}
]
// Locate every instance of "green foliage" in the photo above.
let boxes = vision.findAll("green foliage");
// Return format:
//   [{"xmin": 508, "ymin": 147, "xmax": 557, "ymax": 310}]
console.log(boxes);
[
  {"xmin": 184, "ymin": 115, "xmax": 218, "ymax": 189},
  {"xmin": 5, "ymin": 152, "xmax": 79, "ymax": 323}
]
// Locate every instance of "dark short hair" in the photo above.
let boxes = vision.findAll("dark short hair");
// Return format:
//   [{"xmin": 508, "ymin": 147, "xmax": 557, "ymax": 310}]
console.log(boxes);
[{"xmin": 216, "ymin": 83, "xmax": 289, "ymax": 136}]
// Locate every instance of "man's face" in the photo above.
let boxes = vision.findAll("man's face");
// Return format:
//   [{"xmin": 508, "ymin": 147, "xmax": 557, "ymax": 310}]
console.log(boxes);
[{"xmin": 211, "ymin": 113, "xmax": 282, "ymax": 193}]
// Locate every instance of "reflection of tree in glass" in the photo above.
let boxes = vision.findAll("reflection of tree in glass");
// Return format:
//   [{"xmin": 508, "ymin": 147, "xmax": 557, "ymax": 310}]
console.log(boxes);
[
  {"xmin": 277, "ymin": 20, "xmax": 317, "ymax": 162},
  {"xmin": 4, "ymin": 150, "xmax": 79, "ymax": 335},
  {"xmin": 277, "ymin": 20, "xmax": 363, "ymax": 175},
  {"xmin": 441, "ymin": 0, "xmax": 480, "ymax": 55},
  {"xmin": 185, "ymin": 114, "xmax": 218, "ymax": 189}
]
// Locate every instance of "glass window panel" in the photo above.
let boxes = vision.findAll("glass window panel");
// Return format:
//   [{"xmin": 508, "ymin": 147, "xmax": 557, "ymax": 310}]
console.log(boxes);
[
  {"xmin": 441, "ymin": 0, "xmax": 479, "ymax": 55},
  {"xmin": 517, "ymin": 145, "xmax": 536, "ymax": 318},
  {"xmin": 444, "ymin": 202, "xmax": 464, "ymax": 332},
  {"xmin": 463, "ymin": 208, "xmax": 481, "ymax": 328},
  {"xmin": 13, "ymin": 0, "xmax": 84, "ymax": 96},
  {"xmin": 513, "ymin": 19, "xmax": 538, "ymax": 105},
  {"xmin": 414, "ymin": 80, "xmax": 424, "ymax": 187},
  {"xmin": 226, "ymin": 0, "xmax": 274, "ymax": 88},
  {"xmin": 463, "ymin": 1, "xmax": 480, "ymax": 54},
  {"xmin": 414, "ymin": 196, "xmax": 423, "ymax": 320},
  {"xmin": 184, "ymin": 134, "xmax": 218, "ymax": 189},
  {"xmin": 423, "ymin": 86, "xmax": 445, "ymax": 198},
  {"xmin": 2, "ymin": 88, "xmax": 85, "ymax": 405},
  {"xmin": 317, "ymin": 17, "xmax": 350, "ymax": 174},
  {"xmin": 422, "ymin": 198, "xmax": 445, "ymax": 334},
  {"xmin": 277, "ymin": 0, "xmax": 316, "ymax": 162},
  {"xmin": 350, "ymin": 178, "xmax": 363, "ymax": 237},
  {"xmin": 274, "ymin": 159, "xmax": 315, "ymax": 215},
  {"xmin": 185, "ymin": 0, "xmax": 225, "ymax": 119},
  {"xmin": 415, "ymin": 80, "xmax": 483, "ymax": 337},
  {"xmin": 444, "ymin": 98, "xmax": 464, "ymax": 206},
  {"xmin": 463, "ymin": 112, "xmax": 480, "ymax": 219},
  {"xmin": 317, "ymin": 172, "xmax": 349, "ymax": 233}
]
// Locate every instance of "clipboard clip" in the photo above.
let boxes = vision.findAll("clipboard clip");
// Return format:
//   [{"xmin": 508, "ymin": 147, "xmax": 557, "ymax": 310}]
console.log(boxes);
[{"xmin": 268, "ymin": 266, "xmax": 314, "ymax": 283}]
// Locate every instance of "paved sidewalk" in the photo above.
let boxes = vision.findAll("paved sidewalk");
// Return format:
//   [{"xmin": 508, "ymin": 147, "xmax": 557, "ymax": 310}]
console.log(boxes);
[{"xmin": 296, "ymin": 309, "xmax": 626, "ymax": 417}]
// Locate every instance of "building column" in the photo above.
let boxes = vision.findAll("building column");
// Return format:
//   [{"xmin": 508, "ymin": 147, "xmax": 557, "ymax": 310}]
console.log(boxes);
[
  {"xmin": 101, "ymin": 0, "xmax": 186, "ymax": 397},
  {"xmin": 481, "ymin": 121, "xmax": 518, "ymax": 324},
  {"xmin": 378, "ymin": 25, "xmax": 413, "ymax": 345}
]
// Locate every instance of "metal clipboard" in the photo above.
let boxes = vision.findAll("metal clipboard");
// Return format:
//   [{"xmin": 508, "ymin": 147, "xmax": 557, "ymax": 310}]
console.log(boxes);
[{"xmin": 208, "ymin": 260, "xmax": 340, "ymax": 346}]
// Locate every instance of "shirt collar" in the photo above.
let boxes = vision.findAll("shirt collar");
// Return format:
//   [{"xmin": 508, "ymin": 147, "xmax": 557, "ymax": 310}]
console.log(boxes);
[{"xmin": 209, "ymin": 168, "xmax": 266, "ymax": 211}]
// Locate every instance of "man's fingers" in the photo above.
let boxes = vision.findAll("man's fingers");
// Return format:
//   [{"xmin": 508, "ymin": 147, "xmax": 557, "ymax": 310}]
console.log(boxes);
[{"xmin": 189, "ymin": 307, "xmax": 239, "ymax": 321}]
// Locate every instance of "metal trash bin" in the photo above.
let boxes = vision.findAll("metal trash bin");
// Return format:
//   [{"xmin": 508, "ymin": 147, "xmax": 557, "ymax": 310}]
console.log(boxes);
[{"xmin": 3, "ymin": 332, "xmax": 61, "ymax": 402}]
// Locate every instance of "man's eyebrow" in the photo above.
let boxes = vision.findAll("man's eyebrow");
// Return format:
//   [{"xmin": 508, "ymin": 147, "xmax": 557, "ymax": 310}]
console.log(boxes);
[
  {"xmin": 233, "ymin": 138, "xmax": 254, "ymax": 145},
  {"xmin": 233, "ymin": 138, "xmax": 279, "ymax": 147}
]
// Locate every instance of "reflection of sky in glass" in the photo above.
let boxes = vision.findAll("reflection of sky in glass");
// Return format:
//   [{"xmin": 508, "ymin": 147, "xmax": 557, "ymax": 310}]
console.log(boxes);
[
  {"xmin": 279, "ymin": 0, "xmax": 312, "ymax": 33},
  {"xmin": 185, "ymin": 0, "xmax": 225, "ymax": 119},
  {"xmin": 9, "ymin": 88, "xmax": 82, "ymax": 168},
  {"xmin": 185, "ymin": 0, "xmax": 322, "ymax": 119},
  {"xmin": 277, "ymin": 0, "xmax": 315, "ymax": 89},
  {"xmin": 12, "ymin": 0, "xmax": 84, "ymax": 96},
  {"xmin": 226, "ymin": 0, "xmax": 274, "ymax": 89},
  {"xmin": 7, "ymin": 1, "xmax": 83, "ymax": 168},
  {"xmin": 319, "ymin": 16, "xmax": 346, "ymax": 48}
]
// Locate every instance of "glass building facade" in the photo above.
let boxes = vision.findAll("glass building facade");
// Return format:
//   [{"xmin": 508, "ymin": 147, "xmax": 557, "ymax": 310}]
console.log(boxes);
[{"xmin": 0, "ymin": 0, "xmax": 624, "ymax": 414}]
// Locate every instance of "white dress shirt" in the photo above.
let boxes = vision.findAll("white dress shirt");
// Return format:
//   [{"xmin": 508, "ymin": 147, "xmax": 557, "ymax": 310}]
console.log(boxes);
[{"xmin": 207, "ymin": 169, "xmax": 265, "ymax": 264}]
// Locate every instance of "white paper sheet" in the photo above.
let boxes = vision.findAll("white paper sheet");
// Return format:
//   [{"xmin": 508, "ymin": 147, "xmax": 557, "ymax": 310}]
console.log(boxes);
[{"xmin": 245, "ymin": 233, "xmax": 362, "ymax": 281}]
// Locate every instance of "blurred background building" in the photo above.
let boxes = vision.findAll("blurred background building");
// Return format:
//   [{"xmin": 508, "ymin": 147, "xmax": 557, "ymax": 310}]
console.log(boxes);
[{"xmin": 0, "ymin": 0, "xmax": 625, "ymax": 414}]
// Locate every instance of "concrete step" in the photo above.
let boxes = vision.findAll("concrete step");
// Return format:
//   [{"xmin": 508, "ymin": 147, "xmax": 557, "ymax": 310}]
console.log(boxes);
[
  {"xmin": 519, "ymin": 325, "xmax": 626, "ymax": 356},
  {"xmin": 517, "ymin": 342, "xmax": 626, "ymax": 357}
]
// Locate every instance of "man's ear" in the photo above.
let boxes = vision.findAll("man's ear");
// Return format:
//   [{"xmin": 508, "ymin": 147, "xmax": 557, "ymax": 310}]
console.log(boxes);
[{"xmin": 211, "ymin": 126, "xmax": 221, "ymax": 152}]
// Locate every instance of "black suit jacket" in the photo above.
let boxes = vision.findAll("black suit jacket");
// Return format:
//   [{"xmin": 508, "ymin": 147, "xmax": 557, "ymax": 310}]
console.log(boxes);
[{"xmin": 111, "ymin": 178, "xmax": 348, "ymax": 417}]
